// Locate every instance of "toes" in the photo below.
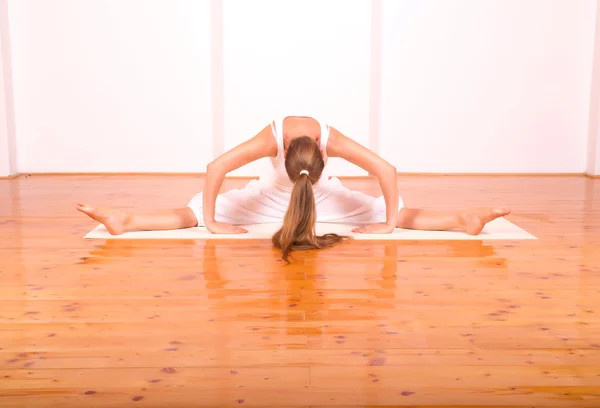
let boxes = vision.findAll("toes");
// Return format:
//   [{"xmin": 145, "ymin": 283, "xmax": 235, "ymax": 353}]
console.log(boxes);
[{"xmin": 493, "ymin": 207, "xmax": 511, "ymax": 216}]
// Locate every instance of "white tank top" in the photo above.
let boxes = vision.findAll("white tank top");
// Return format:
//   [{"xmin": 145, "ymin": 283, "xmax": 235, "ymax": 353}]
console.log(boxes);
[{"xmin": 260, "ymin": 116, "xmax": 331, "ymax": 191}]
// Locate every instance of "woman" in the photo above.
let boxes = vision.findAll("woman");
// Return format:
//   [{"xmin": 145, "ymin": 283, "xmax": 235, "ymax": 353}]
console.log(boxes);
[{"xmin": 77, "ymin": 116, "xmax": 510, "ymax": 261}]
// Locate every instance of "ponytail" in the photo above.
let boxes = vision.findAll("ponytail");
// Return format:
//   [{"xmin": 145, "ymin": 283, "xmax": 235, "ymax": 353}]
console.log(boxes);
[{"xmin": 272, "ymin": 173, "xmax": 347, "ymax": 263}]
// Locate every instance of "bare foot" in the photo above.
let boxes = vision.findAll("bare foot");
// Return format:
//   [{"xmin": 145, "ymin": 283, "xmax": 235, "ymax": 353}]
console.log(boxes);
[
  {"xmin": 461, "ymin": 207, "xmax": 511, "ymax": 235},
  {"xmin": 76, "ymin": 203, "xmax": 130, "ymax": 235}
]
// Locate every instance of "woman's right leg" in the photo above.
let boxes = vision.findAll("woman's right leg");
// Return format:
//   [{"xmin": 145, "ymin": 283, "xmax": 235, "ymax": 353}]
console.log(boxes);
[
  {"xmin": 76, "ymin": 180, "xmax": 289, "ymax": 236},
  {"xmin": 76, "ymin": 204, "xmax": 198, "ymax": 235}
]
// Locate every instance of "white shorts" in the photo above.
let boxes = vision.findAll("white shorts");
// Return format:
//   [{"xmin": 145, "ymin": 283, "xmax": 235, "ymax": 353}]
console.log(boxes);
[{"xmin": 187, "ymin": 177, "xmax": 404, "ymax": 226}]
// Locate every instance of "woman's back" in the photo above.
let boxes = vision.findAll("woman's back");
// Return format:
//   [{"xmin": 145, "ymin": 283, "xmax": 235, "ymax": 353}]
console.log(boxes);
[{"xmin": 263, "ymin": 116, "xmax": 332, "ymax": 191}]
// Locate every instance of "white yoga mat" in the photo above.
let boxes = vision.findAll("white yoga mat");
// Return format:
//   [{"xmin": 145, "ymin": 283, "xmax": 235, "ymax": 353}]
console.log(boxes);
[{"xmin": 84, "ymin": 217, "xmax": 536, "ymax": 241}]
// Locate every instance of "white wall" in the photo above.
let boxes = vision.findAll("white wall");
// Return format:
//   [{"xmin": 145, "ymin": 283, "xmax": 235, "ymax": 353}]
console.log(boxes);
[
  {"xmin": 5, "ymin": 0, "xmax": 598, "ymax": 175},
  {"xmin": 8, "ymin": 0, "xmax": 213, "ymax": 173},
  {"xmin": 588, "ymin": 0, "xmax": 600, "ymax": 176},
  {"xmin": 591, "ymin": 121, "xmax": 600, "ymax": 175},
  {"xmin": 222, "ymin": 0, "xmax": 371, "ymax": 176},
  {"xmin": 588, "ymin": 132, "xmax": 598, "ymax": 174},
  {"xmin": 0, "ymin": 0, "xmax": 16, "ymax": 177},
  {"xmin": 0, "ymin": 21, "xmax": 10, "ymax": 177},
  {"xmin": 595, "ymin": 138, "xmax": 600, "ymax": 175},
  {"xmin": 380, "ymin": 0, "xmax": 596, "ymax": 173}
]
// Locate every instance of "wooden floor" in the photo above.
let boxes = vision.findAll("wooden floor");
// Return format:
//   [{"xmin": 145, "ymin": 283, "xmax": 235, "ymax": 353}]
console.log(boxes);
[{"xmin": 1, "ymin": 175, "xmax": 599, "ymax": 407}]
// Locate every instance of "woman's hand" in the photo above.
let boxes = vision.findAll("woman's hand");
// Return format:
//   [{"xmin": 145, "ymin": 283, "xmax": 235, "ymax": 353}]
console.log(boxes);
[
  {"xmin": 352, "ymin": 223, "xmax": 396, "ymax": 234},
  {"xmin": 206, "ymin": 221, "xmax": 248, "ymax": 234}
]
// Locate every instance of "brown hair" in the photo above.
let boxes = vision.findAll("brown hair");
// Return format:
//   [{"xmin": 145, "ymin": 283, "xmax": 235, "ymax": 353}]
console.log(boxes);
[{"xmin": 272, "ymin": 136, "xmax": 348, "ymax": 263}]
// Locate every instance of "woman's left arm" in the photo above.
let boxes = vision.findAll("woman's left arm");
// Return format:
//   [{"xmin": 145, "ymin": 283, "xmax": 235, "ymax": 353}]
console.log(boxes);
[{"xmin": 326, "ymin": 127, "xmax": 398, "ymax": 233}]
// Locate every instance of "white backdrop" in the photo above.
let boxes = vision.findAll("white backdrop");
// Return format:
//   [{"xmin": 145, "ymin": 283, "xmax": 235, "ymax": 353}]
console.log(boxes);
[
  {"xmin": 590, "ymin": 123, "xmax": 600, "ymax": 175},
  {"xmin": 0, "ymin": 0, "xmax": 16, "ymax": 177},
  {"xmin": 7, "ymin": 0, "xmax": 213, "ymax": 173},
  {"xmin": 0, "ymin": 31, "xmax": 10, "ymax": 177},
  {"xmin": 594, "ymin": 141, "xmax": 600, "ymax": 175},
  {"xmin": 380, "ymin": 0, "xmax": 596, "ymax": 173},
  {"xmin": 595, "ymin": 137, "xmax": 600, "ymax": 175},
  {"xmin": 588, "ymin": 0, "xmax": 600, "ymax": 176},
  {"xmin": 2, "ymin": 0, "xmax": 599, "ymax": 176},
  {"xmin": 222, "ymin": 0, "xmax": 371, "ymax": 176}
]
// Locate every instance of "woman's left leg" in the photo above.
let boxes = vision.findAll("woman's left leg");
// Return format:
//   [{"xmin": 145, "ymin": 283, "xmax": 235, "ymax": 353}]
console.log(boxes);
[{"xmin": 396, "ymin": 207, "xmax": 511, "ymax": 235}]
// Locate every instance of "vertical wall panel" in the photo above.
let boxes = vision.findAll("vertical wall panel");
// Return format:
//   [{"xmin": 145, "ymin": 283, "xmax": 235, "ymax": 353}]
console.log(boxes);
[
  {"xmin": 0, "ymin": 0, "xmax": 16, "ymax": 176},
  {"xmin": 380, "ymin": 0, "xmax": 595, "ymax": 173},
  {"xmin": 587, "ymin": 0, "xmax": 600, "ymax": 175},
  {"xmin": 9, "ymin": 0, "xmax": 213, "ymax": 173},
  {"xmin": 222, "ymin": 0, "xmax": 371, "ymax": 176}
]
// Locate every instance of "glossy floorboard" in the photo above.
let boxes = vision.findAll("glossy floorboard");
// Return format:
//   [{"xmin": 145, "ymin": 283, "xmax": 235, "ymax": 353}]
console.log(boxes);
[{"xmin": 0, "ymin": 175, "xmax": 599, "ymax": 407}]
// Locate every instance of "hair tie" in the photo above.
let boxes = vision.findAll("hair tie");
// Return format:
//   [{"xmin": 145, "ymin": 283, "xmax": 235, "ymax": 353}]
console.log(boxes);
[{"xmin": 299, "ymin": 170, "xmax": 309, "ymax": 177}]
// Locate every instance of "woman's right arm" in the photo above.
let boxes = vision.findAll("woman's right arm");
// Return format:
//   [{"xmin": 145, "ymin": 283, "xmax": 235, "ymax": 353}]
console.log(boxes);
[{"xmin": 202, "ymin": 124, "xmax": 277, "ymax": 233}]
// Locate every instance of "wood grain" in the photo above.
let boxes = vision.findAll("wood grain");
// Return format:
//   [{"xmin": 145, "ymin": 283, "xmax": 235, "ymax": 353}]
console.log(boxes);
[{"xmin": 0, "ymin": 174, "xmax": 599, "ymax": 407}]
